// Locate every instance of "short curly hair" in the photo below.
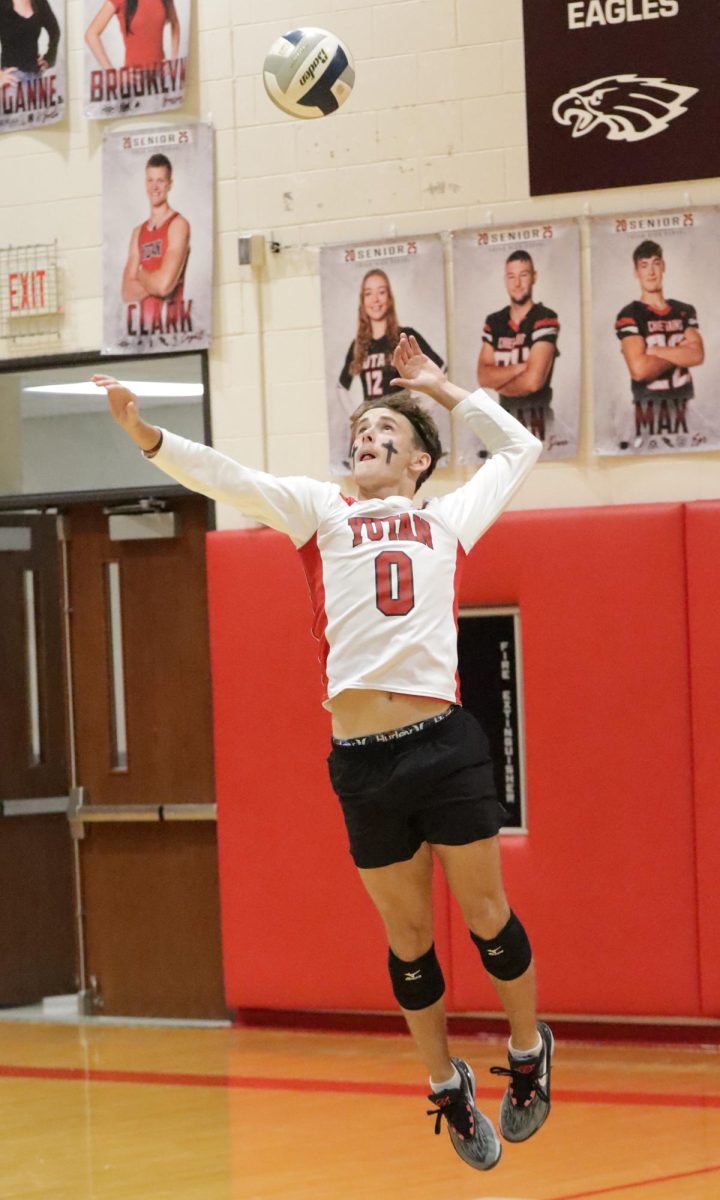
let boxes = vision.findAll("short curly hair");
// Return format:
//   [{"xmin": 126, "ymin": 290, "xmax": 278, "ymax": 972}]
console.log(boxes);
[{"xmin": 350, "ymin": 392, "xmax": 443, "ymax": 493}]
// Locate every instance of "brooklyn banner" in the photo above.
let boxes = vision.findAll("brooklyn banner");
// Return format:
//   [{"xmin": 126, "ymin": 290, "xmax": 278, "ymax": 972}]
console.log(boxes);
[
  {"xmin": 452, "ymin": 220, "xmax": 582, "ymax": 462},
  {"xmin": 84, "ymin": 0, "xmax": 190, "ymax": 120},
  {"xmin": 522, "ymin": 1, "xmax": 720, "ymax": 195},
  {"xmin": 102, "ymin": 123, "xmax": 213, "ymax": 356},
  {"xmin": 591, "ymin": 207, "xmax": 720, "ymax": 456},
  {"xmin": 320, "ymin": 235, "xmax": 450, "ymax": 477},
  {"xmin": 0, "ymin": 0, "xmax": 66, "ymax": 132}
]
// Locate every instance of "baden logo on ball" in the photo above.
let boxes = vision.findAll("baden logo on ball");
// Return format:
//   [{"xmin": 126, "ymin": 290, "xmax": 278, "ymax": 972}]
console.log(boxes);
[{"xmin": 263, "ymin": 28, "xmax": 355, "ymax": 119}]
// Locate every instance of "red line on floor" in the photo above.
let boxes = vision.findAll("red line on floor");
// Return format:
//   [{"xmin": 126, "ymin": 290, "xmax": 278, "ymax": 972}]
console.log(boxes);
[
  {"xmin": 1, "ymin": 1063, "xmax": 719, "ymax": 1112},
  {"xmin": 550, "ymin": 1162, "xmax": 720, "ymax": 1199}
]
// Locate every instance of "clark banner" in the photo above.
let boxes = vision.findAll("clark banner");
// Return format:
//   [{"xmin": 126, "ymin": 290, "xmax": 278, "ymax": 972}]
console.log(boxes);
[
  {"xmin": 102, "ymin": 123, "xmax": 213, "ymax": 356},
  {"xmin": 0, "ymin": 0, "xmax": 66, "ymax": 133},
  {"xmin": 320, "ymin": 236, "xmax": 450, "ymax": 478},
  {"xmin": 452, "ymin": 220, "xmax": 582, "ymax": 462},
  {"xmin": 591, "ymin": 207, "xmax": 720, "ymax": 456},
  {"xmin": 83, "ymin": 0, "xmax": 190, "ymax": 120},
  {"xmin": 522, "ymin": 0, "xmax": 720, "ymax": 195}
]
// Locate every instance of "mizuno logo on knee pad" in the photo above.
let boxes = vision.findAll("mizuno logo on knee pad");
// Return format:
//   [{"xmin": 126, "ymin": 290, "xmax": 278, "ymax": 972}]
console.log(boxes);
[{"xmin": 388, "ymin": 945, "xmax": 445, "ymax": 1010}]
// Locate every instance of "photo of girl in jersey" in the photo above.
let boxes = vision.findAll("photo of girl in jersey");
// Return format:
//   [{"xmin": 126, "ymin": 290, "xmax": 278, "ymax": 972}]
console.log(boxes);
[
  {"xmin": 0, "ymin": 0, "xmax": 65, "ymax": 132},
  {"xmin": 452, "ymin": 221, "xmax": 582, "ymax": 463},
  {"xmin": 320, "ymin": 236, "xmax": 451, "ymax": 476},
  {"xmin": 339, "ymin": 269, "xmax": 445, "ymax": 403},
  {"xmin": 83, "ymin": 0, "xmax": 189, "ymax": 119},
  {"xmin": 102, "ymin": 122, "xmax": 213, "ymax": 355},
  {"xmin": 590, "ymin": 208, "xmax": 720, "ymax": 457}
]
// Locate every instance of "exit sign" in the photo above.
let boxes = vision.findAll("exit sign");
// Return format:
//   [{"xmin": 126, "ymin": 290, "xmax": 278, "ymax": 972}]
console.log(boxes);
[
  {"xmin": 7, "ymin": 267, "xmax": 57, "ymax": 316},
  {"xmin": 0, "ymin": 245, "xmax": 61, "ymax": 321}
]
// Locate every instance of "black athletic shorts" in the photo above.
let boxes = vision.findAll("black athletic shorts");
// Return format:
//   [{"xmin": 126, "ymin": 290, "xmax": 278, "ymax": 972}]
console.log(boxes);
[{"xmin": 327, "ymin": 705, "xmax": 507, "ymax": 869}]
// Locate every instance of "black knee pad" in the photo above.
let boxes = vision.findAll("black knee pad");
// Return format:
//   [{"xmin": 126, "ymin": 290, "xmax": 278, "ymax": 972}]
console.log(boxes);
[
  {"xmin": 470, "ymin": 911, "xmax": 532, "ymax": 981},
  {"xmin": 388, "ymin": 943, "xmax": 445, "ymax": 1010}
]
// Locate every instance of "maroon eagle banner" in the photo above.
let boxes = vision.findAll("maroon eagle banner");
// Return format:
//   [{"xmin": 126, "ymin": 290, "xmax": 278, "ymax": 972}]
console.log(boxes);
[{"xmin": 522, "ymin": 1, "xmax": 720, "ymax": 195}]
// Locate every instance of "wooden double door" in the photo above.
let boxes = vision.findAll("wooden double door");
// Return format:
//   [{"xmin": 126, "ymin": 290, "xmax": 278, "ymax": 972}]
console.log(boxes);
[{"xmin": 0, "ymin": 497, "xmax": 226, "ymax": 1019}]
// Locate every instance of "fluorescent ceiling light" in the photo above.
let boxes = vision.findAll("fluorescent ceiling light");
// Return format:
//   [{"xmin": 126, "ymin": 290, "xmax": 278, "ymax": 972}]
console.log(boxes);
[{"xmin": 23, "ymin": 381, "xmax": 204, "ymax": 397}]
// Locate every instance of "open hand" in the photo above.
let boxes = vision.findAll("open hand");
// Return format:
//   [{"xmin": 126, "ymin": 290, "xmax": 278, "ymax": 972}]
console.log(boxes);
[
  {"xmin": 390, "ymin": 333, "xmax": 446, "ymax": 396},
  {"xmin": 92, "ymin": 374, "xmax": 141, "ymax": 431}
]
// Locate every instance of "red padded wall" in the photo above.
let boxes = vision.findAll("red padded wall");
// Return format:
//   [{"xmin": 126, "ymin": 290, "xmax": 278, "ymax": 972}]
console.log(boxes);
[
  {"xmin": 448, "ymin": 503, "xmax": 699, "ymax": 1016},
  {"xmin": 207, "ymin": 503, "xmax": 704, "ymax": 1018},
  {"xmin": 685, "ymin": 502, "xmax": 720, "ymax": 1017},
  {"xmin": 206, "ymin": 529, "xmax": 452, "ymax": 1012}
]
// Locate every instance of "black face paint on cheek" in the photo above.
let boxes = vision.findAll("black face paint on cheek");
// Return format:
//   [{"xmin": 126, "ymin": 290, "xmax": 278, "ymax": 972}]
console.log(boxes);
[
  {"xmin": 350, "ymin": 442, "xmax": 359, "ymax": 461},
  {"xmin": 382, "ymin": 440, "xmax": 398, "ymax": 464}
]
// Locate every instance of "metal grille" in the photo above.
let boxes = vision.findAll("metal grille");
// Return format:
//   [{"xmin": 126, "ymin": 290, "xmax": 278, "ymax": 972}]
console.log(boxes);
[{"xmin": 0, "ymin": 241, "xmax": 63, "ymax": 343}]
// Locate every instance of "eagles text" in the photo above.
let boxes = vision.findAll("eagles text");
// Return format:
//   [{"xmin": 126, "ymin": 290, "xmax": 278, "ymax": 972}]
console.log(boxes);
[{"xmin": 567, "ymin": 0, "xmax": 679, "ymax": 28}]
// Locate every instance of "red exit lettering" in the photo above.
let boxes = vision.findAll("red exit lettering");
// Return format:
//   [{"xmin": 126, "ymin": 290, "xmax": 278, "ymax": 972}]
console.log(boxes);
[{"xmin": 8, "ymin": 269, "xmax": 47, "ymax": 313}]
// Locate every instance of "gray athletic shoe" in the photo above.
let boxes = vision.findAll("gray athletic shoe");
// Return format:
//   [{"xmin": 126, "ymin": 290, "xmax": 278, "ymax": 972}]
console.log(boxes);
[
  {"xmin": 490, "ymin": 1021, "xmax": 554, "ymax": 1143},
  {"xmin": 426, "ymin": 1057, "xmax": 502, "ymax": 1171}
]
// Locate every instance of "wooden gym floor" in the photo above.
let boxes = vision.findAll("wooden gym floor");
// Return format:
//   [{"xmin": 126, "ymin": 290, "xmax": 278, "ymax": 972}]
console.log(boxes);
[{"xmin": 2, "ymin": 1020, "xmax": 719, "ymax": 1199}]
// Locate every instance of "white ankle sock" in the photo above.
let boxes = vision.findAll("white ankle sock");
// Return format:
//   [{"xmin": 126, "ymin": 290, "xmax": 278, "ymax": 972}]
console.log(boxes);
[
  {"xmin": 430, "ymin": 1065, "xmax": 462, "ymax": 1093},
  {"xmin": 508, "ymin": 1034, "xmax": 542, "ymax": 1060}
]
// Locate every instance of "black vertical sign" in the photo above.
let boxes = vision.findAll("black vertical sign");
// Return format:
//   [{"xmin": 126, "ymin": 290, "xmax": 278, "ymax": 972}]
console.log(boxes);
[
  {"xmin": 523, "ymin": 1, "xmax": 720, "ymax": 196},
  {"xmin": 457, "ymin": 610, "xmax": 526, "ymax": 830}
]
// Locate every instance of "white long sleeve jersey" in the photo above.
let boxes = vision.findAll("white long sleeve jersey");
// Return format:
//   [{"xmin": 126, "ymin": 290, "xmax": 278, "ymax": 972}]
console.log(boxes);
[{"xmin": 150, "ymin": 390, "xmax": 541, "ymax": 708}]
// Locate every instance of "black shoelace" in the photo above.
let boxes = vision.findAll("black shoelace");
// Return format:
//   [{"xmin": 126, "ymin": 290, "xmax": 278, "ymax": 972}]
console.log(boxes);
[
  {"xmin": 489, "ymin": 1059, "xmax": 549, "ymax": 1108},
  {"xmin": 426, "ymin": 1090, "xmax": 473, "ymax": 1138}
]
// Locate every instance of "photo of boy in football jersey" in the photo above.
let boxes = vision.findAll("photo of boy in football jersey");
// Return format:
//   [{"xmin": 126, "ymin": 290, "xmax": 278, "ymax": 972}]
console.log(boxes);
[
  {"xmin": 339, "ymin": 269, "xmax": 445, "ymax": 402},
  {"xmin": 615, "ymin": 240, "xmax": 704, "ymax": 448},
  {"xmin": 476, "ymin": 251, "xmax": 560, "ymax": 444},
  {"xmin": 121, "ymin": 152, "xmax": 190, "ymax": 335}
]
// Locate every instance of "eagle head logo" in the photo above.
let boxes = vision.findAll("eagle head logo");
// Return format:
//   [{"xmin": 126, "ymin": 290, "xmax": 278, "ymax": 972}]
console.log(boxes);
[{"xmin": 552, "ymin": 75, "xmax": 698, "ymax": 143}]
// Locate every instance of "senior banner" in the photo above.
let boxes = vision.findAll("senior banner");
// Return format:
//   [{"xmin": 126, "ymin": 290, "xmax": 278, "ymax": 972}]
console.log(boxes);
[
  {"xmin": 102, "ymin": 123, "xmax": 213, "ymax": 356},
  {"xmin": 522, "ymin": 0, "xmax": 720, "ymax": 195},
  {"xmin": 591, "ymin": 208, "xmax": 720, "ymax": 455},
  {"xmin": 452, "ymin": 220, "xmax": 581, "ymax": 462},
  {"xmin": 0, "ymin": 0, "xmax": 65, "ymax": 132},
  {"xmin": 83, "ymin": 0, "xmax": 190, "ymax": 120},
  {"xmin": 320, "ymin": 236, "xmax": 450, "ymax": 477}
]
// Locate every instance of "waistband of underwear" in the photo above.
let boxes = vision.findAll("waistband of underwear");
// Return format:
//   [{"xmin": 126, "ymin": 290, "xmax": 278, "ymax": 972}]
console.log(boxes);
[{"xmin": 331, "ymin": 705, "xmax": 455, "ymax": 748}]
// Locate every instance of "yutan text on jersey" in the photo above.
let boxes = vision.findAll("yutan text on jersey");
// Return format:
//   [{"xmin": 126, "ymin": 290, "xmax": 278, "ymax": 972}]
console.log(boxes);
[
  {"xmin": 89, "ymin": 59, "xmax": 187, "ymax": 110},
  {"xmin": 1, "ymin": 74, "xmax": 60, "ymax": 126},
  {"xmin": 567, "ymin": 0, "xmax": 679, "ymax": 28}
]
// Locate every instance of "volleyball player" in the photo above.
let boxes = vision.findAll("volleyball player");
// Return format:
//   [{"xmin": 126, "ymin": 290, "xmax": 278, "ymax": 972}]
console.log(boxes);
[
  {"xmin": 477, "ymin": 250, "xmax": 560, "ymax": 444},
  {"xmin": 615, "ymin": 240, "xmax": 704, "ymax": 448},
  {"xmin": 121, "ymin": 152, "xmax": 190, "ymax": 331},
  {"xmin": 94, "ymin": 334, "xmax": 553, "ymax": 1173},
  {"xmin": 0, "ymin": 0, "xmax": 60, "ymax": 77},
  {"xmin": 85, "ymin": 0, "xmax": 180, "ymax": 71}
]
